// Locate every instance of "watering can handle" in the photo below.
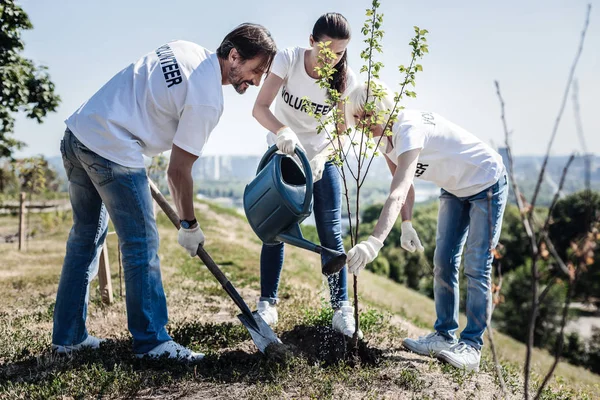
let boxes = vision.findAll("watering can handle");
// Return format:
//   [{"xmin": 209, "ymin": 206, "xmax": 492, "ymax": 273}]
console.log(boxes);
[{"xmin": 256, "ymin": 145, "xmax": 313, "ymax": 215}]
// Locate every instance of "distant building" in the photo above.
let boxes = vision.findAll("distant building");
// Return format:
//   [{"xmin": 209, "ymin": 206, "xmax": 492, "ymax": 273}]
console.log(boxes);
[
  {"xmin": 193, "ymin": 155, "xmax": 261, "ymax": 181},
  {"xmin": 497, "ymin": 147, "xmax": 510, "ymax": 175}
]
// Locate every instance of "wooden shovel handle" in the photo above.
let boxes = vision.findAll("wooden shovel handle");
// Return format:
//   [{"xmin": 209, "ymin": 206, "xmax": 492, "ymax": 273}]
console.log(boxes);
[{"xmin": 147, "ymin": 179, "xmax": 229, "ymax": 287}]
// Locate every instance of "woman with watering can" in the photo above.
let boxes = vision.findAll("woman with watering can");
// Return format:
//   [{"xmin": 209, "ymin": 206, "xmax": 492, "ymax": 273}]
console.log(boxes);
[
  {"xmin": 344, "ymin": 80, "xmax": 508, "ymax": 372},
  {"xmin": 252, "ymin": 12, "xmax": 361, "ymax": 338}
]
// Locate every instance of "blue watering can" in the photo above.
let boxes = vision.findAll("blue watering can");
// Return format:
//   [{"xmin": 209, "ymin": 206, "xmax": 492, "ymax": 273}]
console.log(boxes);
[{"xmin": 243, "ymin": 145, "xmax": 347, "ymax": 275}]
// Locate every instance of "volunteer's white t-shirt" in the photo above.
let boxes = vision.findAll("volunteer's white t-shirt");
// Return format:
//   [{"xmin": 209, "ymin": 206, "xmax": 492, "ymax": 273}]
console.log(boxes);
[
  {"xmin": 266, "ymin": 46, "xmax": 356, "ymax": 160},
  {"xmin": 66, "ymin": 40, "xmax": 224, "ymax": 168},
  {"xmin": 381, "ymin": 110, "xmax": 505, "ymax": 197}
]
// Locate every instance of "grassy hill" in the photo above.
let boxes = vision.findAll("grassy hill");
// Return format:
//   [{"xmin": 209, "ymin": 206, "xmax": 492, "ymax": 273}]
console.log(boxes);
[{"xmin": 0, "ymin": 201, "xmax": 598, "ymax": 399}]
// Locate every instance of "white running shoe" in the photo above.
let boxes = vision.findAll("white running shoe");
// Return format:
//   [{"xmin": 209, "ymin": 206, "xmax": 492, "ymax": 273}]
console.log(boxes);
[
  {"xmin": 135, "ymin": 341, "xmax": 204, "ymax": 362},
  {"xmin": 52, "ymin": 335, "xmax": 105, "ymax": 354},
  {"xmin": 257, "ymin": 300, "xmax": 278, "ymax": 326},
  {"xmin": 437, "ymin": 342, "xmax": 481, "ymax": 372},
  {"xmin": 402, "ymin": 332, "xmax": 457, "ymax": 357},
  {"xmin": 332, "ymin": 301, "xmax": 364, "ymax": 339}
]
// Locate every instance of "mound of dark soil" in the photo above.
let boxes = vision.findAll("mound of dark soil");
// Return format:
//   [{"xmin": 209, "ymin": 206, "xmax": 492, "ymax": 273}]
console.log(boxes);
[{"xmin": 271, "ymin": 325, "xmax": 383, "ymax": 367}]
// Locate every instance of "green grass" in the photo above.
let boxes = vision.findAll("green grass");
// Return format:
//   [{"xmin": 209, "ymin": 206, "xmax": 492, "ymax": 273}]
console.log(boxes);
[
  {"xmin": 395, "ymin": 367, "xmax": 426, "ymax": 391},
  {"xmin": 354, "ymin": 269, "xmax": 600, "ymax": 391},
  {"xmin": 0, "ymin": 201, "xmax": 598, "ymax": 399}
]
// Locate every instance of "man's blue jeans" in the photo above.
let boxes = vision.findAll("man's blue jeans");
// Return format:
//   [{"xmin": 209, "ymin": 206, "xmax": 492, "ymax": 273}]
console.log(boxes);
[
  {"xmin": 260, "ymin": 162, "xmax": 348, "ymax": 309},
  {"xmin": 433, "ymin": 173, "xmax": 508, "ymax": 350},
  {"xmin": 52, "ymin": 129, "xmax": 171, "ymax": 353}
]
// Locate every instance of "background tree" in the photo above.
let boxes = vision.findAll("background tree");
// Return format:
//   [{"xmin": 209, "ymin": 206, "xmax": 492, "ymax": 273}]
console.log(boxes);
[
  {"xmin": 494, "ymin": 4, "xmax": 593, "ymax": 395},
  {"xmin": 495, "ymin": 263, "xmax": 567, "ymax": 348},
  {"xmin": 0, "ymin": 158, "xmax": 17, "ymax": 194},
  {"xmin": 147, "ymin": 154, "xmax": 169, "ymax": 194},
  {"xmin": 14, "ymin": 155, "xmax": 57, "ymax": 195},
  {"xmin": 549, "ymin": 190, "xmax": 600, "ymax": 306},
  {"xmin": 355, "ymin": 201, "xmax": 438, "ymax": 293},
  {"xmin": 0, "ymin": 0, "xmax": 61, "ymax": 158}
]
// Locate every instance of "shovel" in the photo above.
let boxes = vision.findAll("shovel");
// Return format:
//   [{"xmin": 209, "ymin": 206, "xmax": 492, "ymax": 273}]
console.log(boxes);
[{"xmin": 148, "ymin": 179, "xmax": 281, "ymax": 353}]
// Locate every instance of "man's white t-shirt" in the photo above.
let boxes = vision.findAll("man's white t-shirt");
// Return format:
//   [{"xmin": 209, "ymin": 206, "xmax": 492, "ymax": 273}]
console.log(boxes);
[
  {"xmin": 381, "ymin": 110, "xmax": 505, "ymax": 197},
  {"xmin": 266, "ymin": 46, "xmax": 356, "ymax": 160},
  {"xmin": 66, "ymin": 40, "xmax": 224, "ymax": 168}
]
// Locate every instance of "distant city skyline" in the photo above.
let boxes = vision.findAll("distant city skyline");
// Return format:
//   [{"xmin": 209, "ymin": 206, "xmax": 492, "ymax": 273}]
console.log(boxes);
[{"xmin": 11, "ymin": 0, "xmax": 599, "ymax": 159}]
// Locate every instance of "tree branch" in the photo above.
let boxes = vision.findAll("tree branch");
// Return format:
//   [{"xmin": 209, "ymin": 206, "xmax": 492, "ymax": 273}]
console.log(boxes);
[
  {"xmin": 542, "ymin": 234, "xmax": 570, "ymax": 277},
  {"xmin": 495, "ymin": 80, "xmax": 538, "ymax": 400},
  {"xmin": 539, "ymin": 154, "xmax": 575, "ymax": 236},
  {"xmin": 358, "ymin": 51, "xmax": 419, "ymax": 188},
  {"xmin": 534, "ymin": 278, "xmax": 574, "ymax": 399},
  {"xmin": 529, "ymin": 4, "xmax": 591, "ymax": 211},
  {"xmin": 487, "ymin": 188, "xmax": 507, "ymax": 397},
  {"xmin": 537, "ymin": 278, "xmax": 557, "ymax": 306},
  {"xmin": 495, "ymin": 81, "xmax": 538, "ymax": 250}
]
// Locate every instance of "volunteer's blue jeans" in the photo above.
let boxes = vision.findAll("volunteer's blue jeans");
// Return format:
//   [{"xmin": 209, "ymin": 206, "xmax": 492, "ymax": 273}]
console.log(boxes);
[
  {"xmin": 433, "ymin": 173, "xmax": 508, "ymax": 350},
  {"xmin": 260, "ymin": 162, "xmax": 348, "ymax": 309},
  {"xmin": 52, "ymin": 129, "xmax": 171, "ymax": 354}
]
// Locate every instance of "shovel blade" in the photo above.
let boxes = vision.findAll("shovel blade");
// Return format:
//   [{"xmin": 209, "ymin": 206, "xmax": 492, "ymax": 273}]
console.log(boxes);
[{"xmin": 238, "ymin": 311, "xmax": 281, "ymax": 353}]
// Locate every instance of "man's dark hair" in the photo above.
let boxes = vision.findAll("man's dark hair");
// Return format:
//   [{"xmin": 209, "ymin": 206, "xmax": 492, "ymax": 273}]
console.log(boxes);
[{"xmin": 216, "ymin": 23, "xmax": 277, "ymax": 72}]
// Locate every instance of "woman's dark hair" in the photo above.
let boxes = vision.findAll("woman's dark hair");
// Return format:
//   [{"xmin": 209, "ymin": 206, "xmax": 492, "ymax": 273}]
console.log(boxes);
[
  {"xmin": 312, "ymin": 13, "xmax": 351, "ymax": 98},
  {"xmin": 216, "ymin": 23, "xmax": 277, "ymax": 73}
]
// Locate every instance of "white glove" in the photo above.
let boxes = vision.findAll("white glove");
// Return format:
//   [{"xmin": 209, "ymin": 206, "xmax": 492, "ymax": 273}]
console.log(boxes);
[
  {"xmin": 309, "ymin": 153, "xmax": 329, "ymax": 182},
  {"xmin": 178, "ymin": 225, "xmax": 205, "ymax": 257},
  {"xmin": 347, "ymin": 236, "xmax": 384, "ymax": 275},
  {"xmin": 275, "ymin": 127, "xmax": 302, "ymax": 155},
  {"xmin": 400, "ymin": 221, "xmax": 424, "ymax": 253}
]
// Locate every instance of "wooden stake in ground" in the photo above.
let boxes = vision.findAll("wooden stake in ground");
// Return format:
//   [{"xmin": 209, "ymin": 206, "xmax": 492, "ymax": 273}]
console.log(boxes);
[
  {"xmin": 98, "ymin": 241, "xmax": 114, "ymax": 305},
  {"xmin": 18, "ymin": 192, "xmax": 26, "ymax": 251},
  {"xmin": 118, "ymin": 239, "xmax": 123, "ymax": 297}
]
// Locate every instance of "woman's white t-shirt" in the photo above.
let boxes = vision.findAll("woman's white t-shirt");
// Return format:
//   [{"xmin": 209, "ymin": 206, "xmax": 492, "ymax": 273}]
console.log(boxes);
[
  {"xmin": 381, "ymin": 110, "xmax": 505, "ymax": 197},
  {"xmin": 66, "ymin": 40, "xmax": 224, "ymax": 168},
  {"xmin": 267, "ymin": 46, "xmax": 356, "ymax": 160}
]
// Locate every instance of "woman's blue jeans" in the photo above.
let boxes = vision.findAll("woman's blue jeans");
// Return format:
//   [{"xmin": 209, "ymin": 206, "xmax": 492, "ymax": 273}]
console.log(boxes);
[{"xmin": 259, "ymin": 162, "xmax": 348, "ymax": 309}]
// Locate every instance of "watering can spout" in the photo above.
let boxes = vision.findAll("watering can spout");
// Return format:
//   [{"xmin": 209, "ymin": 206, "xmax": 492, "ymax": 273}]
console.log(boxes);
[
  {"xmin": 276, "ymin": 224, "xmax": 318, "ymax": 253},
  {"xmin": 316, "ymin": 246, "xmax": 347, "ymax": 276},
  {"xmin": 277, "ymin": 224, "xmax": 347, "ymax": 276}
]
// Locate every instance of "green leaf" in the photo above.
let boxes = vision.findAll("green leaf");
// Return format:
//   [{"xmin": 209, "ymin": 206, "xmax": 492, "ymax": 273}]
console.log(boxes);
[{"xmin": 0, "ymin": 1, "xmax": 60, "ymax": 157}]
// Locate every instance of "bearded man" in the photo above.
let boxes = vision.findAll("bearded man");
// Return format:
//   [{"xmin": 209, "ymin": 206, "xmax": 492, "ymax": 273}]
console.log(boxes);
[{"xmin": 52, "ymin": 24, "xmax": 276, "ymax": 361}]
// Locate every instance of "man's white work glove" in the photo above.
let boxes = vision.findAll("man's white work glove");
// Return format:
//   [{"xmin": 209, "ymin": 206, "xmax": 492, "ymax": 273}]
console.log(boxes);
[
  {"xmin": 347, "ymin": 236, "xmax": 384, "ymax": 275},
  {"xmin": 400, "ymin": 221, "xmax": 424, "ymax": 253},
  {"xmin": 275, "ymin": 127, "xmax": 302, "ymax": 155},
  {"xmin": 178, "ymin": 225, "xmax": 205, "ymax": 257},
  {"xmin": 309, "ymin": 153, "xmax": 329, "ymax": 182}
]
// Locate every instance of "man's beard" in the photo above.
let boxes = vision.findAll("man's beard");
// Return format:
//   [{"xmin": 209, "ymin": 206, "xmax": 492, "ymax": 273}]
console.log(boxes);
[{"xmin": 229, "ymin": 66, "xmax": 252, "ymax": 94}]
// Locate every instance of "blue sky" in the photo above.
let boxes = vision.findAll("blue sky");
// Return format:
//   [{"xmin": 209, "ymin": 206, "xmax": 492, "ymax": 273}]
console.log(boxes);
[{"xmin": 12, "ymin": 0, "xmax": 599, "ymax": 158}]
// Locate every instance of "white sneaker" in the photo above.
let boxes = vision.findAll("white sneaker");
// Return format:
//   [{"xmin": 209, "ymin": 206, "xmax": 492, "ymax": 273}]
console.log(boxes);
[
  {"xmin": 437, "ymin": 342, "xmax": 481, "ymax": 372},
  {"xmin": 257, "ymin": 300, "xmax": 278, "ymax": 326},
  {"xmin": 402, "ymin": 332, "xmax": 457, "ymax": 357},
  {"xmin": 135, "ymin": 341, "xmax": 204, "ymax": 362},
  {"xmin": 52, "ymin": 335, "xmax": 105, "ymax": 354},
  {"xmin": 332, "ymin": 301, "xmax": 364, "ymax": 339}
]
